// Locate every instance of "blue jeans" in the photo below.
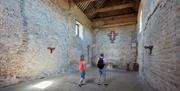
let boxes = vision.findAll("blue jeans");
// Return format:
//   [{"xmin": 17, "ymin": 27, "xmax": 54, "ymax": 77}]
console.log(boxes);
[
  {"xmin": 80, "ymin": 71, "xmax": 86, "ymax": 79},
  {"xmin": 99, "ymin": 68, "xmax": 106, "ymax": 76}
]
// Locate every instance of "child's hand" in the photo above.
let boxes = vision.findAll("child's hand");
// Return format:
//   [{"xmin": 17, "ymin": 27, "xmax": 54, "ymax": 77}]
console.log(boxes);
[{"xmin": 82, "ymin": 70, "xmax": 85, "ymax": 73}]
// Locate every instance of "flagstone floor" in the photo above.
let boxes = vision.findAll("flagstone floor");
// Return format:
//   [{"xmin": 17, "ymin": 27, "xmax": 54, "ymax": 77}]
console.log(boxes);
[{"xmin": 0, "ymin": 68, "xmax": 153, "ymax": 91}]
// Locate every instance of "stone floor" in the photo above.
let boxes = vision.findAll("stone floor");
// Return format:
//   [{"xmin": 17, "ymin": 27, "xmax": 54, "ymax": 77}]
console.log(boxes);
[{"xmin": 0, "ymin": 68, "xmax": 153, "ymax": 91}]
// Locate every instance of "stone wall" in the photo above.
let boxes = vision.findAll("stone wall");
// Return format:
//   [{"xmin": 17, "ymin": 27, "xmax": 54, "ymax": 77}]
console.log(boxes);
[
  {"xmin": 92, "ymin": 25, "xmax": 137, "ymax": 68},
  {"xmin": 0, "ymin": 0, "xmax": 93, "ymax": 87},
  {"xmin": 137, "ymin": 0, "xmax": 180, "ymax": 91},
  {"xmin": 0, "ymin": 0, "xmax": 27, "ymax": 87}
]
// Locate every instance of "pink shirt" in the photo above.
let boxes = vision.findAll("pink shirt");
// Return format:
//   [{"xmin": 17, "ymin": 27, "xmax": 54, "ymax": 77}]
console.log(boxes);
[{"xmin": 79, "ymin": 61, "xmax": 86, "ymax": 71}]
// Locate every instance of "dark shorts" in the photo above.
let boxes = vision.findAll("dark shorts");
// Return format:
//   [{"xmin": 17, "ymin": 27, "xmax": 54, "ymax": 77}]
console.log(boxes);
[
  {"xmin": 80, "ymin": 71, "xmax": 86, "ymax": 79},
  {"xmin": 99, "ymin": 68, "xmax": 106, "ymax": 76}
]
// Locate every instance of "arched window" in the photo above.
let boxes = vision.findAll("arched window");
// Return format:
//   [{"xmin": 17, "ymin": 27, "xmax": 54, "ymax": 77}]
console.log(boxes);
[{"xmin": 75, "ymin": 21, "xmax": 83, "ymax": 40}]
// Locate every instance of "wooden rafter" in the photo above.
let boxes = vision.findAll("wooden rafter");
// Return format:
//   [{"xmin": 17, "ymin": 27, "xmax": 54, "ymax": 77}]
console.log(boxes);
[
  {"xmin": 85, "ymin": 0, "xmax": 106, "ymax": 18},
  {"xmin": 93, "ymin": 13, "xmax": 137, "ymax": 27},
  {"xmin": 123, "ymin": 0, "xmax": 126, "ymax": 3},
  {"xmin": 100, "ymin": 22, "xmax": 136, "ymax": 28},
  {"xmin": 96, "ymin": 3, "xmax": 135, "ymax": 13},
  {"xmin": 74, "ymin": 0, "xmax": 96, "ymax": 3},
  {"xmin": 73, "ymin": 0, "xmax": 140, "ymax": 27},
  {"xmin": 93, "ymin": 13, "xmax": 137, "ymax": 22},
  {"xmin": 86, "ymin": 2, "xmax": 135, "ymax": 18}
]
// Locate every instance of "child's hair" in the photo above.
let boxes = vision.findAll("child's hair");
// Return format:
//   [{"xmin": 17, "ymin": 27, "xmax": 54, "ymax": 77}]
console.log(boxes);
[
  {"xmin": 100, "ymin": 53, "xmax": 104, "ymax": 57},
  {"xmin": 80, "ymin": 55, "xmax": 84, "ymax": 61}
]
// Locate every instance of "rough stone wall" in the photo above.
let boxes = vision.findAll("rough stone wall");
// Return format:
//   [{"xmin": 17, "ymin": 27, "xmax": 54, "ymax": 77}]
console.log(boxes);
[
  {"xmin": 0, "ymin": 0, "xmax": 93, "ymax": 87},
  {"xmin": 93, "ymin": 25, "xmax": 137, "ymax": 68},
  {"xmin": 0, "ymin": 0, "xmax": 29, "ymax": 86},
  {"xmin": 137, "ymin": 0, "xmax": 180, "ymax": 91}
]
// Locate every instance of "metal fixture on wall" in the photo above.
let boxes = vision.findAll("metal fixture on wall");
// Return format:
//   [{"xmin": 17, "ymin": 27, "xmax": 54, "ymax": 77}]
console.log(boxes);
[
  {"xmin": 47, "ymin": 47, "xmax": 55, "ymax": 53},
  {"xmin": 144, "ymin": 45, "xmax": 153, "ymax": 55}
]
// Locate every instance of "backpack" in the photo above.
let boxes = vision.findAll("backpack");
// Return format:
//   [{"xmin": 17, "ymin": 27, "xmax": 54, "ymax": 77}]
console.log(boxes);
[{"xmin": 97, "ymin": 58, "xmax": 104, "ymax": 69}]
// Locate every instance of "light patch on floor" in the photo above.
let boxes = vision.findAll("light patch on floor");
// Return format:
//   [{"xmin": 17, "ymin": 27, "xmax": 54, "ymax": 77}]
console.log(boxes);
[{"xmin": 32, "ymin": 81, "xmax": 53, "ymax": 89}]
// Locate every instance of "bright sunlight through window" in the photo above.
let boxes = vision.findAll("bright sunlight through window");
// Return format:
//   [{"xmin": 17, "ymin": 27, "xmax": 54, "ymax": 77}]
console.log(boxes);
[
  {"xmin": 139, "ymin": 10, "xmax": 143, "ymax": 33},
  {"xmin": 76, "ymin": 21, "xmax": 83, "ymax": 40}
]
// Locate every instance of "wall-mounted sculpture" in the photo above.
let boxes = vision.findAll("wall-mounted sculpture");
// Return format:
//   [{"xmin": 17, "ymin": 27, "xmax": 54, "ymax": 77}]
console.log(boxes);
[
  {"xmin": 144, "ymin": 45, "xmax": 153, "ymax": 55},
  {"xmin": 47, "ymin": 47, "xmax": 55, "ymax": 53},
  {"xmin": 107, "ymin": 31, "xmax": 118, "ymax": 43}
]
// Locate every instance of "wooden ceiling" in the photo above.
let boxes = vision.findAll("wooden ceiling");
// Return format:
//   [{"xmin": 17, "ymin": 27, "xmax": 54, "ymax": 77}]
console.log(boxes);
[{"xmin": 73, "ymin": 0, "xmax": 140, "ymax": 28}]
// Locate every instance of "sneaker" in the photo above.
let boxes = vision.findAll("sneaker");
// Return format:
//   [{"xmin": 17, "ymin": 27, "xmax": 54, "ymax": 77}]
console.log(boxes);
[
  {"xmin": 81, "ymin": 83, "xmax": 86, "ymax": 85},
  {"xmin": 78, "ymin": 84, "xmax": 82, "ymax": 87},
  {"xmin": 104, "ymin": 83, "xmax": 108, "ymax": 86},
  {"xmin": 97, "ymin": 82, "xmax": 101, "ymax": 85}
]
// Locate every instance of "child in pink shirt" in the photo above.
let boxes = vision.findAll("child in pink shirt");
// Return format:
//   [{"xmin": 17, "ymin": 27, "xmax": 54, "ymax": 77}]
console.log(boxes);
[{"xmin": 78, "ymin": 55, "xmax": 86, "ymax": 87}]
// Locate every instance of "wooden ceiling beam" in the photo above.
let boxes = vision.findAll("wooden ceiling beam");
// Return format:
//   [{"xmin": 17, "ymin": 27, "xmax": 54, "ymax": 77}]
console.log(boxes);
[
  {"xmin": 86, "ymin": 2, "xmax": 135, "ymax": 18},
  {"xmin": 73, "ymin": 0, "xmax": 96, "ymax": 3},
  {"xmin": 99, "ymin": 22, "xmax": 136, "ymax": 28},
  {"xmin": 96, "ymin": 3, "xmax": 135, "ymax": 13},
  {"xmin": 93, "ymin": 13, "xmax": 137, "ymax": 27},
  {"xmin": 93, "ymin": 13, "xmax": 137, "ymax": 22},
  {"xmin": 123, "ymin": 0, "xmax": 126, "ymax": 3}
]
